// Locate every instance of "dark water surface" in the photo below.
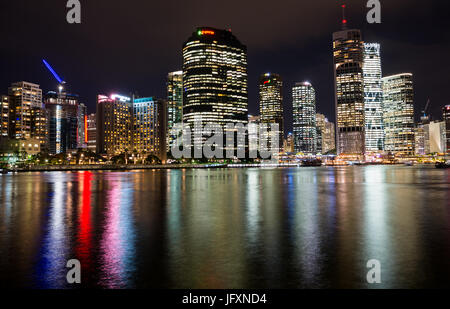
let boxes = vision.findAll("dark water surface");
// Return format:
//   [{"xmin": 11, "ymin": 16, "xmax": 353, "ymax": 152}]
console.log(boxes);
[{"xmin": 0, "ymin": 166, "xmax": 449, "ymax": 289}]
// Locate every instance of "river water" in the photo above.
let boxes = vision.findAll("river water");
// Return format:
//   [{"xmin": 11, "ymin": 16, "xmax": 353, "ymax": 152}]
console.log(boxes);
[{"xmin": 0, "ymin": 166, "xmax": 449, "ymax": 288}]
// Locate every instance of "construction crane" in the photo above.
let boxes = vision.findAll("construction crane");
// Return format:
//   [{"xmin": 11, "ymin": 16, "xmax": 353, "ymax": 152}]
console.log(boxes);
[
  {"xmin": 42, "ymin": 59, "xmax": 66, "ymax": 92},
  {"xmin": 421, "ymin": 99, "xmax": 432, "ymax": 124}
]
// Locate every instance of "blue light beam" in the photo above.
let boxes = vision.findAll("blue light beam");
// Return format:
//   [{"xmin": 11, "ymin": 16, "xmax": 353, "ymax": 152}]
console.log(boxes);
[{"xmin": 42, "ymin": 59, "xmax": 64, "ymax": 84}]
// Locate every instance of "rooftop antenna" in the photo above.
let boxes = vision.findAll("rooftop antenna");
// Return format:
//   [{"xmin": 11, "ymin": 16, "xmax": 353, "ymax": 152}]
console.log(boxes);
[{"xmin": 341, "ymin": 3, "xmax": 348, "ymax": 30}]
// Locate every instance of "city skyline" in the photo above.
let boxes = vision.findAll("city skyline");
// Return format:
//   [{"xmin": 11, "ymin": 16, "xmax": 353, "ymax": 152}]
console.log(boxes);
[{"xmin": 1, "ymin": 1, "xmax": 449, "ymax": 132}]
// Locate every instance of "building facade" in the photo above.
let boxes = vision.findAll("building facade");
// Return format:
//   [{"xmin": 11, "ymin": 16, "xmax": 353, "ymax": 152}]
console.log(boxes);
[
  {"xmin": 182, "ymin": 27, "xmax": 248, "ymax": 153},
  {"xmin": 363, "ymin": 43, "xmax": 384, "ymax": 152},
  {"xmin": 97, "ymin": 94, "xmax": 132, "ymax": 155},
  {"xmin": 87, "ymin": 113, "xmax": 96, "ymax": 152},
  {"xmin": 444, "ymin": 105, "xmax": 450, "ymax": 154},
  {"xmin": 8, "ymin": 82, "xmax": 43, "ymax": 140},
  {"xmin": 292, "ymin": 82, "xmax": 317, "ymax": 154},
  {"xmin": 259, "ymin": 73, "xmax": 283, "ymax": 150},
  {"xmin": 1, "ymin": 95, "xmax": 9, "ymax": 137},
  {"xmin": 44, "ymin": 91, "xmax": 79, "ymax": 154},
  {"xmin": 333, "ymin": 29, "xmax": 365, "ymax": 156},
  {"xmin": 167, "ymin": 71, "xmax": 183, "ymax": 150},
  {"xmin": 316, "ymin": 113, "xmax": 336, "ymax": 154},
  {"xmin": 77, "ymin": 103, "xmax": 87, "ymax": 149},
  {"xmin": 382, "ymin": 73, "xmax": 415, "ymax": 156},
  {"xmin": 133, "ymin": 97, "xmax": 159, "ymax": 154}
]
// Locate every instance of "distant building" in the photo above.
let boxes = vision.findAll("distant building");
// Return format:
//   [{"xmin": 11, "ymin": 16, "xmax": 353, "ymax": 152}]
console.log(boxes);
[
  {"xmin": 283, "ymin": 133, "xmax": 294, "ymax": 153},
  {"xmin": 44, "ymin": 90, "xmax": 79, "ymax": 154},
  {"xmin": 292, "ymin": 82, "xmax": 317, "ymax": 154},
  {"xmin": 155, "ymin": 99, "xmax": 167, "ymax": 163},
  {"xmin": 333, "ymin": 29, "xmax": 366, "ymax": 156},
  {"xmin": 316, "ymin": 113, "xmax": 336, "ymax": 154},
  {"xmin": 248, "ymin": 115, "xmax": 260, "ymax": 154},
  {"xmin": 183, "ymin": 27, "xmax": 248, "ymax": 153},
  {"xmin": 382, "ymin": 74, "xmax": 415, "ymax": 156},
  {"xmin": 428, "ymin": 121, "xmax": 446, "ymax": 154},
  {"xmin": 167, "ymin": 71, "xmax": 183, "ymax": 150},
  {"xmin": 444, "ymin": 105, "xmax": 450, "ymax": 154},
  {"xmin": 414, "ymin": 126, "xmax": 427, "ymax": 156},
  {"xmin": 97, "ymin": 94, "xmax": 132, "ymax": 156},
  {"xmin": 18, "ymin": 138, "xmax": 41, "ymax": 155},
  {"xmin": 87, "ymin": 113, "xmax": 96, "ymax": 152},
  {"xmin": 77, "ymin": 103, "xmax": 87, "ymax": 149},
  {"xmin": 363, "ymin": 43, "xmax": 384, "ymax": 152},
  {"xmin": 259, "ymin": 73, "xmax": 283, "ymax": 151},
  {"xmin": 8, "ymin": 82, "xmax": 43, "ymax": 140},
  {"xmin": 1, "ymin": 95, "xmax": 9, "ymax": 137},
  {"xmin": 97, "ymin": 94, "xmax": 167, "ymax": 161}
]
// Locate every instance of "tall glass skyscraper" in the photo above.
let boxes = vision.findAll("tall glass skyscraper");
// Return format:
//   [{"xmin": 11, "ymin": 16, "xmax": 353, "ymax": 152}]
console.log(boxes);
[
  {"xmin": 382, "ymin": 73, "xmax": 415, "ymax": 157},
  {"xmin": 292, "ymin": 82, "xmax": 317, "ymax": 154},
  {"xmin": 167, "ymin": 71, "xmax": 183, "ymax": 149},
  {"xmin": 259, "ymin": 73, "xmax": 283, "ymax": 150},
  {"xmin": 44, "ymin": 89, "xmax": 79, "ymax": 154},
  {"xmin": 333, "ymin": 29, "xmax": 365, "ymax": 157},
  {"xmin": 182, "ymin": 27, "xmax": 248, "ymax": 150},
  {"xmin": 363, "ymin": 43, "xmax": 384, "ymax": 152}
]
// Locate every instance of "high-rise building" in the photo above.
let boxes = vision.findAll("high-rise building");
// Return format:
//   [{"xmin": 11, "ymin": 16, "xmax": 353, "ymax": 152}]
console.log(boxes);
[
  {"xmin": 77, "ymin": 103, "xmax": 87, "ymax": 149},
  {"xmin": 133, "ymin": 97, "xmax": 159, "ymax": 154},
  {"xmin": 363, "ymin": 43, "xmax": 384, "ymax": 152},
  {"xmin": 44, "ymin": 90, "xmax": 79, "ymax": 154},
  {"xmin": 292, "ymin": 82, "xmax": 317, "ymax": 154},
  {"xmin": 30, "ymin": 106, "xmax": 49, "ymax": 150},
  {"xmin": 333, "ymin": 29, "xmax": 365, "ymax": 156},
  {"xmin": 382, "ymin": 73, "xmax": 415, "ymax": 156},
  {"xmin": 182, "ymin": 27, "xmax": 248, "ymax": 152},
  {"xmin": 167, "ymin": 71, "xmax": 183, "ymax": 149},
  {"xmin": 87, "ymin": 113, "xmax": 96, "ymax": 152},
  {"xmin": 1, "ymin": 95, "xmax": 9, "ymax": 137},
  {"xmin": 444, "ymin": 105, "xmax": 450, "ymax": 154},
  {"xmin": 8, "ymin": 82, "xmax": 43, "ymax": 140},
  {"xmin": 316, "ymin": 113, "xmax": 336, "ymax": 154},
  {"xmin": 259, "ymin": 73, "xmax": 283, "ymax": 150},
  {"xmin": 97, "ymin": 94, "xmax": 132, "ymax": 155}
]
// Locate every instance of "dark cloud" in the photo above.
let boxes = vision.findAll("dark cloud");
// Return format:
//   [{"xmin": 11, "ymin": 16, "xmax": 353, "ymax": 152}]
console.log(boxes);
[{"xmin": 1, "ymin": 0, "xmax": 449, "ymax": 133}]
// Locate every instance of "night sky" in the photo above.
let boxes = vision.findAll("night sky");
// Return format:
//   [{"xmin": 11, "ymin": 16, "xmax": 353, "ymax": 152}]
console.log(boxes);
[{"xmin": 1, "ymin": 0, "xmax": 449, "ymax": 133}]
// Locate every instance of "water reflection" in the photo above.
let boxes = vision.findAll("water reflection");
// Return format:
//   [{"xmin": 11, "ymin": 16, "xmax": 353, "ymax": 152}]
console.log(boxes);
[{"xmin": 0, "ymin": 166, "xmax": 449, "ymax": 288}]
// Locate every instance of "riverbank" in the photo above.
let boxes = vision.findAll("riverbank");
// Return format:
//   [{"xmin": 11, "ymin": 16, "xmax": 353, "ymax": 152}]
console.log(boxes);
[{"xmin": 0, "ymin": 162, "xmax": 439, "ymax": 173}]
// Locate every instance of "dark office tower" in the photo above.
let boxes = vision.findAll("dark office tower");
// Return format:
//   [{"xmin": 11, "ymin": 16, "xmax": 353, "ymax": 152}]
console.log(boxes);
[
  {"xmin": 167, "ymin": 71, "xmax": 183, "ymax": 149},
  {"xmin": 183, "ymin": 27, "xmax": 248, "ymax": 150},
  {"xmin": 442, "ymin": 105, "xmax": 450, "ymax": 154},
  {"xmin": 333, "ymin": 27, "xmax": 366, "ymax": 157},
  {"xmin": 259, "ymin": 73, "xmax": 283, "ymax": 150},
  {"xmin": 292, "ymin": 82, "xmax": 317, "ymax": 154},
  {"xmin": 44, "ymin": 90, "xmax": 79, "ymax": 154}
]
